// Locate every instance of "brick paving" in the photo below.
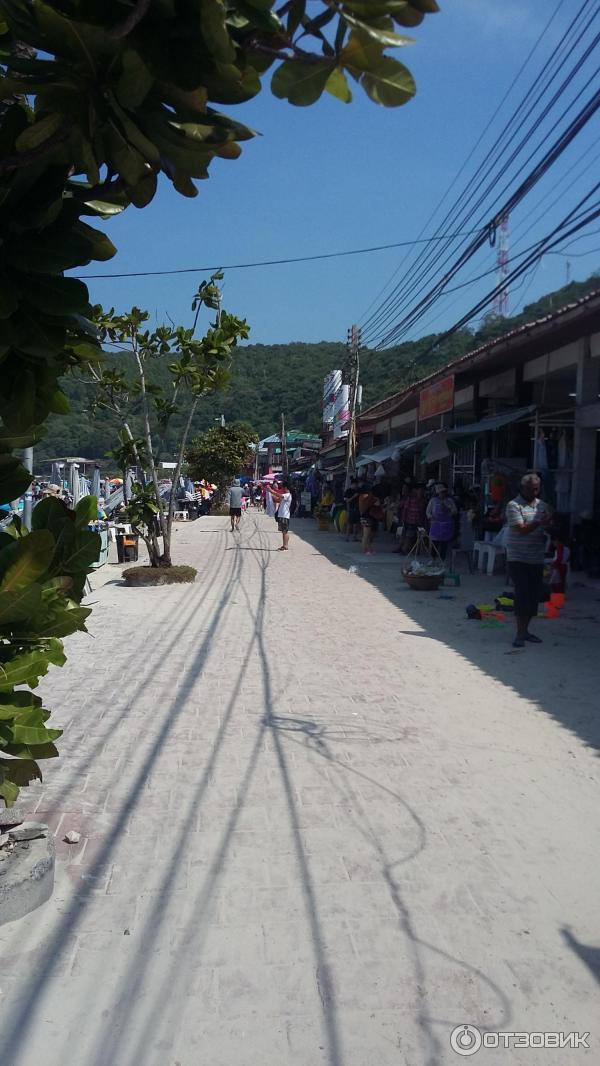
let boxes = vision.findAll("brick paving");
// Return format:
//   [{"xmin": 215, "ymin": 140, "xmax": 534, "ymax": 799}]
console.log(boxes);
[{"xmin": 0, "ymin": 513, "xmax": 597, "ymax": 1065}]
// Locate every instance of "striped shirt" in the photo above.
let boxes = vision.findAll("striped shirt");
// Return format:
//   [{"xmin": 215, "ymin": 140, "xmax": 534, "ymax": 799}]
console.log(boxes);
[{"xmin": 505, "ymin": 495, "xmax": 550, "ymax": 564}]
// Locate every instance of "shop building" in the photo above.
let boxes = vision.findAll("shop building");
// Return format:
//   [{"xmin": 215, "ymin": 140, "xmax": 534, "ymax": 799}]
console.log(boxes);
[{"xmin": 354, "ymin": 289, "xmax": 600, "ymax": 523}]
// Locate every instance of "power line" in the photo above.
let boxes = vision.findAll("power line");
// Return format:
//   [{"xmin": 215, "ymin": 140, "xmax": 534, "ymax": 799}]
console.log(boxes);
[
  {"xmin": 384, "ymin": 188, "xmax": 600, "ymax": 359},
  {"xmin": 367, "ymin": 85, "xmax": 600, "ymax": 350},
  {"xmin": 360, "ymin": 1, "xmax": 600, "ymax": 346},
  {"xmin": 357, "ymin": 0, "xmax": 565, "ymax": 329},
  {"xmin": 75, "ymin": 227, "xmax": 481, "ymax": 280}
]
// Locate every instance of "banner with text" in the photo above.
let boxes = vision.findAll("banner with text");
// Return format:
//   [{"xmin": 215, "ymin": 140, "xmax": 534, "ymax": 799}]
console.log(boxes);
[{"xmin": 418, "ymin": 375, "xmax": 455, "ymax": 421}]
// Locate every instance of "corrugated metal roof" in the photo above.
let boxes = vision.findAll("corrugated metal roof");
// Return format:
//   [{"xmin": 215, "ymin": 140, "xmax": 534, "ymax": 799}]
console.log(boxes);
[{"xmin": 360, "ymin": 288, "xmax": 600, "ymax": 423}]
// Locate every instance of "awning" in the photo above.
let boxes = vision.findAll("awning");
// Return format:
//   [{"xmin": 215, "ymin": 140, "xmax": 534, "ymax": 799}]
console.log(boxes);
[
  {"xmin": 390, "ymin": 405, "xmax": 537, "ymax": 460},
  {"xmin": 447, "ymin": 405, "xmax": 536, "ymax": 437},
  {"xmin": 356, "ymin": 443, "xmax": 398, "ymax": 467}
]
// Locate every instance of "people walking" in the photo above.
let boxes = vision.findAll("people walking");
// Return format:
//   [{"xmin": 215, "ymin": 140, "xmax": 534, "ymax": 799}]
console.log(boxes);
[
  {"xmin": 268, "ymin": 479, "xmax": 293, "ymax": 551},
  {"xmin": 228, "ymin": 478, "xmax": 243, "ymax": 532},
  {"xmin": 506, "ymin": 473, "xmax": 553, "ymax": 648}
]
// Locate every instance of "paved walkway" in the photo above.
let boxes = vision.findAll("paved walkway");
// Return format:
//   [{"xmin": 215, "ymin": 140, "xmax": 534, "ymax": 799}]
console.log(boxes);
[{"xmin": 0, "ymin": 514, "xmax": 597, "ymax": 1066}]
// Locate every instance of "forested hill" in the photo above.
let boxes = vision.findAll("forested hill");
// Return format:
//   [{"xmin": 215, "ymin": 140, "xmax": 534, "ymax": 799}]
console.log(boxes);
[{"xmin": 36, "ymin": 272, "xmax": 599, "ymax": 463}]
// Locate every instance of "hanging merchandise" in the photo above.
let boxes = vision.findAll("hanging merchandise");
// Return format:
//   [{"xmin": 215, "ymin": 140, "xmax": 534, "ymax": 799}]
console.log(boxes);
[
  {"xmin": 533, "ymin": 429, "xmax": 548, "ymax": 470},
  {"xmin": 555, "ymin": 430, "xmax": 572, "ymax": 512}
]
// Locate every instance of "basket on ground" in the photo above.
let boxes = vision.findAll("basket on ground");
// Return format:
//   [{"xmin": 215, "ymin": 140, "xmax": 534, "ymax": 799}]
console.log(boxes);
[{"xmin": 403, "ymin": 573, "xmax": 443, "ymax": 591}]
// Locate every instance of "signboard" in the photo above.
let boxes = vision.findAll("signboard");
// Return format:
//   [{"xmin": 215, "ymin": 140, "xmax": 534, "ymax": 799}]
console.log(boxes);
[
  {"xmin": 323, "ymin": 370, "xmax": 342, "ymax": 428},
  {"xmin": 418, "ymin": 375, "xmax": 455, "ymax": 420}
]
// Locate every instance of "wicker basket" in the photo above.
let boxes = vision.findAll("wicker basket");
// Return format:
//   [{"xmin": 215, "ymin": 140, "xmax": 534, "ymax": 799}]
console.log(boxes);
[{"xmin": 403, "ymin": 573, "xmax": 443, "ymax": 591}]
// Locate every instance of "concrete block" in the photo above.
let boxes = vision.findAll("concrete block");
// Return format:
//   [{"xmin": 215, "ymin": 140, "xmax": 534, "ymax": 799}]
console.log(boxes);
[{"xmin": 0, "ymin": 834, "xmax": 55, "ymax": 926}]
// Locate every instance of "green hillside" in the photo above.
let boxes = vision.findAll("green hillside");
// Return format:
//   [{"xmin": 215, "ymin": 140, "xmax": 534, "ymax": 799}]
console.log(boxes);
[{"xmin": 35, "ymin": 272, "xmax": 599, "ymax": 465}]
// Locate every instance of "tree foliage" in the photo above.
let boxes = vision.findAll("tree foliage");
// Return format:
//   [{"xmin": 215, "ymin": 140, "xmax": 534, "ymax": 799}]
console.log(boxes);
[
  {"xmin": 88, "ymin": 278, "xmax": 249, "ymax": 566},
  {"xmin": 0, "ymin": 496, "xmax": 100, "ymax": 806},
  {"xmin": 186, "ymin": 423, "xmax": 258, "ymax": 496}
]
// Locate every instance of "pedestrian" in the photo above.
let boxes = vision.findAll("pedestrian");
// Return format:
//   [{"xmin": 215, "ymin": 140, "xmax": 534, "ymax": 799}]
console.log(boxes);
[
  {"xmin": 268, "ymin": 479, "xmax": 293, "ymax": 551},
  {"xmin": 506, "ymin": 472, "xmax": 553, "ymax": 648},
  {"xmin": 426, "ymin": 482, "xmax": 457, "ymax": 560},
  {"xmin": 358, "ymin": 484, "xmax": 383, "ymax": 555},
  {"xmin": 228, "ymin": 478, "xmax": 243, "ymax": 532},
  {"xmin": 343, "ymin": 478, "xmax": 361, "ymax": 542},
  {"xmin": 399, "ymin": 482, "xmax": 427, "ymax": 554}
]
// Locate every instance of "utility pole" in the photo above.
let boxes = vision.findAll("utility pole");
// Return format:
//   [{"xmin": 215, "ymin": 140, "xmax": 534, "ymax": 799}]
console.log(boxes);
[
  {"xmin": 281, "ymin": 411, "xmax": 288, "ymax": 477},
  {"xmin": 493, "ymin": 211, "xmax": 510, "ymax": 316},
  {"xmin": 345, "ymin": 324, "xmax": 361, "ymax": 485}
]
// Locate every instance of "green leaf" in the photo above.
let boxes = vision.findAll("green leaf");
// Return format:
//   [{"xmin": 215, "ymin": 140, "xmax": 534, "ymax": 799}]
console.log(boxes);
[
  {"xmin": 201, "ymin": 0, "xmax": 237, "ymax": 64},
  {"xmin": 3, "ymin": 714, "xmax": 62, "ymax": 747},
  {"xmin": 0, "ymin": 758, "xmax": 43, "ymax": 793},
  {"xmin": 0, "ymin": 777, "xmax": 19, "ymax": 806},
  {"xmin": 0, "ymin": 530, "xmax": 55, "ymax": 590},
  {"xmin": 0, "ymin": 692, "xmax": 43, "ymax": 720},
  {"xmin": 115, "ymin": 49, "xmax": 153, "ymax": 108},
  {"xmin": 0, "ymin": 645, "xmax": 64, "ymax": 690},
  {"xmin": 0, "ymin": 454, "xmax": 32, "ymax": 505},
  {"xmin": 36, "ymin": 604, "xmax": 91, "ymax": 638},
  {"xmin": 0, "ymin": 585, "xmax": 43, "ymax": 625},
  {"xmin": 32, "ymin": 496, "xmax": 71, "ymax": 538},
  {"xmin": 74, "ymin": 495, "xmax": 97, "ymax": 529},
  {"xmin": 341, "ymin": 12, "xmax": 415, "ymax": 47},
  {"xmin": 325, "ymin": 67, "xmax": 352, "ymax": 103},
  {"xmin": 271, "ymin": 58, "xmax": 334, "ymax": 106},
  {"xmin": 15, "ymin": 112, "xmax": 65, "ymax": 152},
  {"xmin": 24, "ymin": 276, "xmax": 90, "ymax": 317},
  {"xmin": 360, "ymin": 55, "xmax": 416, "ymax": 106}
]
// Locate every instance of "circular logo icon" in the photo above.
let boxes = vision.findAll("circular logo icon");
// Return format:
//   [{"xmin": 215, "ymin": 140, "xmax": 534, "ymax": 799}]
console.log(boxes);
[{"xmin": 450, "ymin": 1025, "xmax": 482, "ymax": 1056}]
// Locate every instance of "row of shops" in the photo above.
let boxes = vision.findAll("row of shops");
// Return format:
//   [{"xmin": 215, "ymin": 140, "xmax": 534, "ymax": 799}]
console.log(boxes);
[{"xmin": 319, "ymin": 289, "xmax": 600, "ymax": 531}]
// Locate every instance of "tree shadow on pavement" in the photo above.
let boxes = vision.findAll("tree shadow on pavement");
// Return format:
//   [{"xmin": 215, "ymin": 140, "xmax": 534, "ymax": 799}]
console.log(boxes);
[
  {"xmin": 0, "ymin": 523, "xmax": 256, "ymax": 1065},
  {"xmin": 268, "ymin": 713, "xmax": 512, "ymax": 1061},
  {"xmin": 85, "ymin": 516, "xmax": 345, "ymax": 1066},
  {"xmin": 293, "ymin": 523, "xmax": 600, "ymax": 754},
  {"xmin": 561, "ymin": 927, "xmax": 600, "ymax": 986}
]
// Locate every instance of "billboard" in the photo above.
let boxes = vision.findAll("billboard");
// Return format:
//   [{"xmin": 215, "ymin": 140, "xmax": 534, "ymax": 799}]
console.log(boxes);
[
  {"xmin": 323, "ymin": 370, "xmax": 341, "ymax": 428},
  {"xmin": 418, "ymin": 375, "xmax": 455, "ymax": 421},
  {"xmin": 323, "ymin": 370, "xmax": 349, "ymax": 438}
]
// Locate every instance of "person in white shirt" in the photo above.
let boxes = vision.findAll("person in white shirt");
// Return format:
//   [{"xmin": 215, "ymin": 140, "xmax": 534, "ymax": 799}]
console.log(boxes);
[
  {"xmin": 228, "ymin": 479, "xmax": 243, "ymax": 532},
  {"xmin": 268, "ymin": 479, "xmax": 293, "ymax": 551}
]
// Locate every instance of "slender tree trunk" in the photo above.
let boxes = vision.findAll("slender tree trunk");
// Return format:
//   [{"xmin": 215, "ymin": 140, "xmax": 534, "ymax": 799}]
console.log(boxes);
[
  {"xmin": 133, "ymin": 348, "xmax": 168, "ymax": 563},
  {"xmin": 167, "ymin": 397, "xmax": 199, "ymax": 548}
]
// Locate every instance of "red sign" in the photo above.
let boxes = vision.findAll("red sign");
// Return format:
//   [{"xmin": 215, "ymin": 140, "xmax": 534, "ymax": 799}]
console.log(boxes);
[{"xmin": 419, "ymin": 375, "xmax": 455, "ymax": 420}]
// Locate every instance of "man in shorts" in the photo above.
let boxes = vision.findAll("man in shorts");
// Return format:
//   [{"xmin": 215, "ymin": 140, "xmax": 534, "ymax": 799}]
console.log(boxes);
[
  {"xmin": 228, "ymin": 478, "xmax": 243, "ymax": 532},
  {"xmin": 267, "ymin": 479, "xmax": 292, "ymax": 551},
  {"xmin": 506, "ymin": 473, "xmax": 552, "ymax": 648}
]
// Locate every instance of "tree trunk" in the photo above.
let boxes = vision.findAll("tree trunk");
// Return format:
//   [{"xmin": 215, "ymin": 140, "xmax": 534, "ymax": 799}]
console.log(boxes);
[
  {"xmin": 133, "ymin": 348, "xmax": 169, "ymax": 564},
  {"xmin": 167, "ymin": 397, "xmax": 199, "ymax": 549}
]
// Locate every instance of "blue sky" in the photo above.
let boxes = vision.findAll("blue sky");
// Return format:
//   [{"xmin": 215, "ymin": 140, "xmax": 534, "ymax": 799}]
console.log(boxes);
[{"xmin": 80, "ymin": 0, "xmax": 600, "ymax": 346}]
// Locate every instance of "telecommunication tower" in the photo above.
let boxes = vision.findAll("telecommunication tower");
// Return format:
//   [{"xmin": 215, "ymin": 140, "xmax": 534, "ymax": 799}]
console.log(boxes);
[{"xmin": 494, "ymin": 212, "xmax": 510, "ymax": 316}]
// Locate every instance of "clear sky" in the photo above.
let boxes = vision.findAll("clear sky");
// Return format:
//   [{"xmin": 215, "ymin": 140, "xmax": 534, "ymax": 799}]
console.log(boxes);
[{"xmin": 79, "ymin": 0, "xmax": 600, "ymax": 346}]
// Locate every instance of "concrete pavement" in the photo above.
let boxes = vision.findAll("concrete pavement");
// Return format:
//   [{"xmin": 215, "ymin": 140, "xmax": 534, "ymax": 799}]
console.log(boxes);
[{"xmin": 0, "ymin": 512, "xmax": 597, "ymax": 1066}]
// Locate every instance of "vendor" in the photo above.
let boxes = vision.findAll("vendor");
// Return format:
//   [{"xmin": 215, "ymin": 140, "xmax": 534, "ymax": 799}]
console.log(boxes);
[{"xmin": 426, "ymin": 482, "xmax": 457, "ymax": 560}]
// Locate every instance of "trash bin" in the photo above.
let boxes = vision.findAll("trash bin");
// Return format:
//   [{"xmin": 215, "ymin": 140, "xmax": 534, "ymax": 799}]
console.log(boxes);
[{"xmin": 116, "ymin": 533, "xmax": 139, "ymax": 563}]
